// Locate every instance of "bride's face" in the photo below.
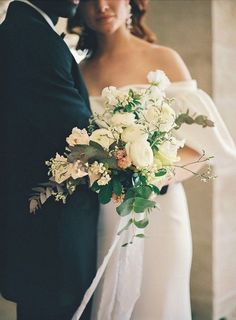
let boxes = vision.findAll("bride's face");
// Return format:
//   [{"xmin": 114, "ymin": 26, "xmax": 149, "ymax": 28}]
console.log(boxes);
[{"xmin": 79, "ymin": 0, "xmax": 130, "ymax": 34}]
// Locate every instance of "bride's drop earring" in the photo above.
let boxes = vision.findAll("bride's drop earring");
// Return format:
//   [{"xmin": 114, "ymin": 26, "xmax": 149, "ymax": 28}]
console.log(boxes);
[{"xmin": 126, "ymin": 4, "xmax": 132, "ymax": 30}]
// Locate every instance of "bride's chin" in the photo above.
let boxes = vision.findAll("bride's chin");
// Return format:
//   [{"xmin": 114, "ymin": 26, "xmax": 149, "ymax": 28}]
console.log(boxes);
[{"xmin": 97, "ymin": 26, "xmax": 117, "ymax": 35}]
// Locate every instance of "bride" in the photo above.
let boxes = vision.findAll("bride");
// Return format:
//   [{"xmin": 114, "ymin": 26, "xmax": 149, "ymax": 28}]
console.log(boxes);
[{"xmin": 68, "ymin": 0, "xmax": 236, "ymax": 319}]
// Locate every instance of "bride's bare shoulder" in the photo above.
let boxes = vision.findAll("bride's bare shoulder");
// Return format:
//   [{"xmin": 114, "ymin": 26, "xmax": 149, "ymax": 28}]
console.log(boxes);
[{"xmin": 144, "ymin": 43, "xmax": 192, "ymax": 82}]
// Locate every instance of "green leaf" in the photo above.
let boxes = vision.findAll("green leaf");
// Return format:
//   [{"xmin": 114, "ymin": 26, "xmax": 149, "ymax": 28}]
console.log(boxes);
[
  {"xmin": 98, "ymin": 183, "xmax": 113, "ymax": 204},
  {"xmin": 112, "ymin": 178, "xmax": 123, "ymax": 196},
  {"xmin": 91, "ymin": 181, "xmax": 101, "ymax": 192},
  {"xmin": 68, "ymin": 143, "xmax": 109, "ymax": 163},
  {"xmin": 133, "ymin": 197, "xmax": 156, "ymax": 213},
  {"xmin": 117, "ymin": 218, "xmax": 133, "ymax": 235},
  {"xmin": 205, "ymin": 119, "xmax": 215, "ymax": 127},
  {"xmin": 135, "ymin": 186, "xmax": 153, "ymax": 199},
  {"xmin": 155, "ymin": 168, "xmax": 167, "ymax": 177},
  {"xmin": 89, "ymin": 140, "xmax": 108, "ymax": 151},
  {"xmin": 32, "ymin": 187, "xmax": 46, "ymax": 193},
  {"xmin": 116, "ymin": 198, "xmax": 135, "ymax": 216},
  {"xmin": 122, "ymin": 242, "xmax": 129, "ymax": 247},
  {"xmin": 124, "ymin": 188, "xmax": 137, "ymax": 200},
  {"xmin": 134, "ymin": 217, "xmax": 149, "ymax": 228},
  {"xmin": 135, "ymin": 233, "xmax": 145, "ymax": 238},
  {"xmin": 102, "ymin": 157, "xmax": 118, "ymax": 169},
  {"xmin": 151, "ymin": 184, "xmax": 160, "ymax": 195}
]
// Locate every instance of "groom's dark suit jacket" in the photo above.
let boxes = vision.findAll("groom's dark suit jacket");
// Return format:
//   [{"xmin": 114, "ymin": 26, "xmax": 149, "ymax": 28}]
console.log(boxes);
[{"xmin": 0, "ymin": 1, "xmax": 99, "ymax": 313}]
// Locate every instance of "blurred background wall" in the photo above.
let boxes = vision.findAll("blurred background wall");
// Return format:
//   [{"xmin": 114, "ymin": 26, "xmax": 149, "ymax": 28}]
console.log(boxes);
[
  {"xmin": 147, "ymin": 1, "xmax": 236, "ymax": 319},
  {"xmin": 1, "ymin": 1, "xmax": 236, "ymax": 319}
]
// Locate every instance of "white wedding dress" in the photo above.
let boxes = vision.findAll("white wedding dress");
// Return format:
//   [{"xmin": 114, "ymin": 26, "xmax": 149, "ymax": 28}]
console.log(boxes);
[{"xmin": 72, "ymin": 80, "xmax": 236, "ymax": 320}]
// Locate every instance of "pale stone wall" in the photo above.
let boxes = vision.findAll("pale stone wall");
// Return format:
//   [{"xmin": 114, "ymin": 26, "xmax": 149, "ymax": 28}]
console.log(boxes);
[
  {"xmin": 212, "ymin": 1, "xmax": 236, "ymax": 319},
  {"xmin": 148, "ymin": 0, "xmax": 236, "ymax": 319}
]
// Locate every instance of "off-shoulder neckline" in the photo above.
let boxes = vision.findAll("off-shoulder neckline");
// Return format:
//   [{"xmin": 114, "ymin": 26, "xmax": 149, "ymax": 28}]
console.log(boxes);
[{"xmin": 89, "ymin": 80, "xmax": 197, "ymax": 99}]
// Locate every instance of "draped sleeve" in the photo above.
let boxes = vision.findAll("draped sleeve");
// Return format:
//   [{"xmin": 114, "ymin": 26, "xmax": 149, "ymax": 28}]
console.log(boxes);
[{"xmin": 166, "ymin": 80, "xmax": 236, "ymax": 167}]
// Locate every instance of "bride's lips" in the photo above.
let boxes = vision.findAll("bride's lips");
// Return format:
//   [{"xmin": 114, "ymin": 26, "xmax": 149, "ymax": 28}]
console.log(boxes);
[{"xmin": 96, "ymin": 15, "xmax": 115, "ymax": 23}]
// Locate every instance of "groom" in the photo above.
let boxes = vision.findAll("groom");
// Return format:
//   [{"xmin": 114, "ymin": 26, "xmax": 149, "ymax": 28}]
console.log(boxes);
[{"xmin": 0, "ymin": 1, "xmax": 98, "ymax": 319}]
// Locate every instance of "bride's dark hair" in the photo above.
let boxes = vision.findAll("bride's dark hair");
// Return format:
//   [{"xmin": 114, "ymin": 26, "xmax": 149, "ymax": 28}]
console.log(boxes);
[{"xmin": 67, "ymin": 0, "xmax": 156, "ymax": 54}]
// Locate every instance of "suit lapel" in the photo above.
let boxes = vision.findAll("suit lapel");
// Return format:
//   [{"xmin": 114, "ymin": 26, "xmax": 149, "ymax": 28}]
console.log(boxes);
[{"xmin": 71, "ymin": 58, "xmax": 91, "ymax": 112}]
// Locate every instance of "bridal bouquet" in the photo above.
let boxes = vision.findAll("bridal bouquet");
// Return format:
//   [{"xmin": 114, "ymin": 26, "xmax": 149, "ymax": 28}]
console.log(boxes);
[{"xmin": 30, "ymin": 70, "xmax": 214, "ymax": 240}]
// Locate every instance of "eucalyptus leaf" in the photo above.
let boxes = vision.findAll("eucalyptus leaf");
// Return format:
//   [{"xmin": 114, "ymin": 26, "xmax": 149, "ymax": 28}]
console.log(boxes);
[
  {"xmin": 91, "ymin": 181, "xmax": 101, "ymax": 192},
  {"xmin": 40, "ymin": 192, "xmax": 47, "ymax": 205},
  {"xmin": 134, "ymin": 217, "xmax": 149, "ymax": 228},
  {"xmin": 122, "ymin": 243, "xmax": 129, "ymax": 247},
  {"xmin": 32, "ymin": 187, "xmax": 46, "ymax": 193},
  {"xmin": 133, "ymin": 197, "xmax": 156, "ymax": 213},
  {"xmin": 112, "ymin": 178, "xmax": 123, "ymax": 196},
  {"xmin": 151, "ymin": 184, "xmax": 160, "ymax": 195},
  {"xmin": 135, "ymin": 233, "xmax": 145, "ymax": 238},
  {"xmin": 155, "ymin": 168, "xmax": 167, "ymax": 177},
  {"xmin": 135, "ymin": 185, "xmax": 153, "ymax": 199},
  {"xmin": 98, "ymin": 183, "xmax": 113, "ymax": 204},
  {"xmin": 116, "ymin": 198, "xmax": 135, "ymax": 216},
  {"xmin": 124, "ymin": 188, "xmax": 136, "ymax": 200}
]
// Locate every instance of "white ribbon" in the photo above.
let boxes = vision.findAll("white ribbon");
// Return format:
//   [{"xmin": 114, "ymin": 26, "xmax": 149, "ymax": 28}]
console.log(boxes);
[{"xmin": 72, "ymin": 214, "xmax": 145, "ymax": 320}]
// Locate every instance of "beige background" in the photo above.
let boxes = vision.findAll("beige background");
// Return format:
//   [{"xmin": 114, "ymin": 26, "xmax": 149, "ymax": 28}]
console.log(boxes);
[{"xmin": 1, "ymin": 1, "xmax": 236, "ymax": 319}]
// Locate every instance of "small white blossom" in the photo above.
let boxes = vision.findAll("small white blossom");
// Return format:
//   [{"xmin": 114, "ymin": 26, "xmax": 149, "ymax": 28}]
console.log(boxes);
[
  {"xmin": 102, "ymin": 86, "xmax": 118, "ymax": 105},
  {"xmin": 147, "ymin": 70, "xmax": 171, "ymax": 91},
  {"xmin": 97, "ymin": 174, "xmax": 111, "ymax": 186},
  {"xmin": 89, "ymin": 161, "xmax": 106, "ymax": 175}
]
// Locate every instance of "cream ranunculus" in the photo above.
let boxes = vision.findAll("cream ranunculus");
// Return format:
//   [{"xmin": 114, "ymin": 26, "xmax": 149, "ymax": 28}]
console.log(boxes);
[
  {"xmin": 90, "ymin": 128, "xmax": 115, "ymax": 149},
  {"xmin": 142, "ymin": 106, "xmax": 161, "ymax": 131},
  {"xmin": 110, "ymin": 112, "xmax": 136, "ymax": 128},
  {"xmin": 147, "ymin": 70, "xmax": 171, "ymax": 91},
  {"xmin": 156, "ymin": 138, "xmax": 185, "ymax": 165},
  {"xmin": 159, "ymin": 103, "xmax": 176, "ymax": 132},
  {"xmin": 126, "ymin": 139, "xmax": 153, "ymax": 168},
  {"xmin": 66, "ymin": 127, "xmax": 90, "ymax": 146},
  {"xmin": 121, "ymin": 124, "xmax": 148, "ymax": 143}
]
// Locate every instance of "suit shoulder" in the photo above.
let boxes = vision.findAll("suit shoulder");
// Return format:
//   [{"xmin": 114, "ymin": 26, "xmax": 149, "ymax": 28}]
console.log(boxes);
[{"xmin": 23, "ymin": 20, "xmax": 73, "ymax": 70}]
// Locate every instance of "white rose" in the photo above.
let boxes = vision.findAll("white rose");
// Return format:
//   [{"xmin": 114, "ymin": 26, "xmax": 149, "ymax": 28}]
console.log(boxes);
[
  {"xmin": 142, "ymin": 106, "xmax": 160, "ymax": 131},
  {"xmin": 102, "ymin": 86, "xmax": 118, "ymax": 105},
  {"xmin": 147, "ymin": 70, "xmax": 171, "ymax": 90},
  {"xmin": 110, "ymin": 113, "xmax": 136, "ymax": 128},
  {"xmin": 156, "ymin": 138, "xmax": 185, "ymax": 165},
  {"xmin": 126, "ymin": 139, "xmax": 153, "ymax": 168},
  {"xmin": 159, "ymin": 103, "xmax": 176, "ymax": 132},
  {"xmin": 66, "ymin": 127, "xmax": 89, "ymax": 146},
  {"xmin": 90, "ymin": 128, "xmax": 115, "ymax": 149},
  {"xmin": 121, "ymin": 124, "xmax": 148, "ymax": 143}
]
